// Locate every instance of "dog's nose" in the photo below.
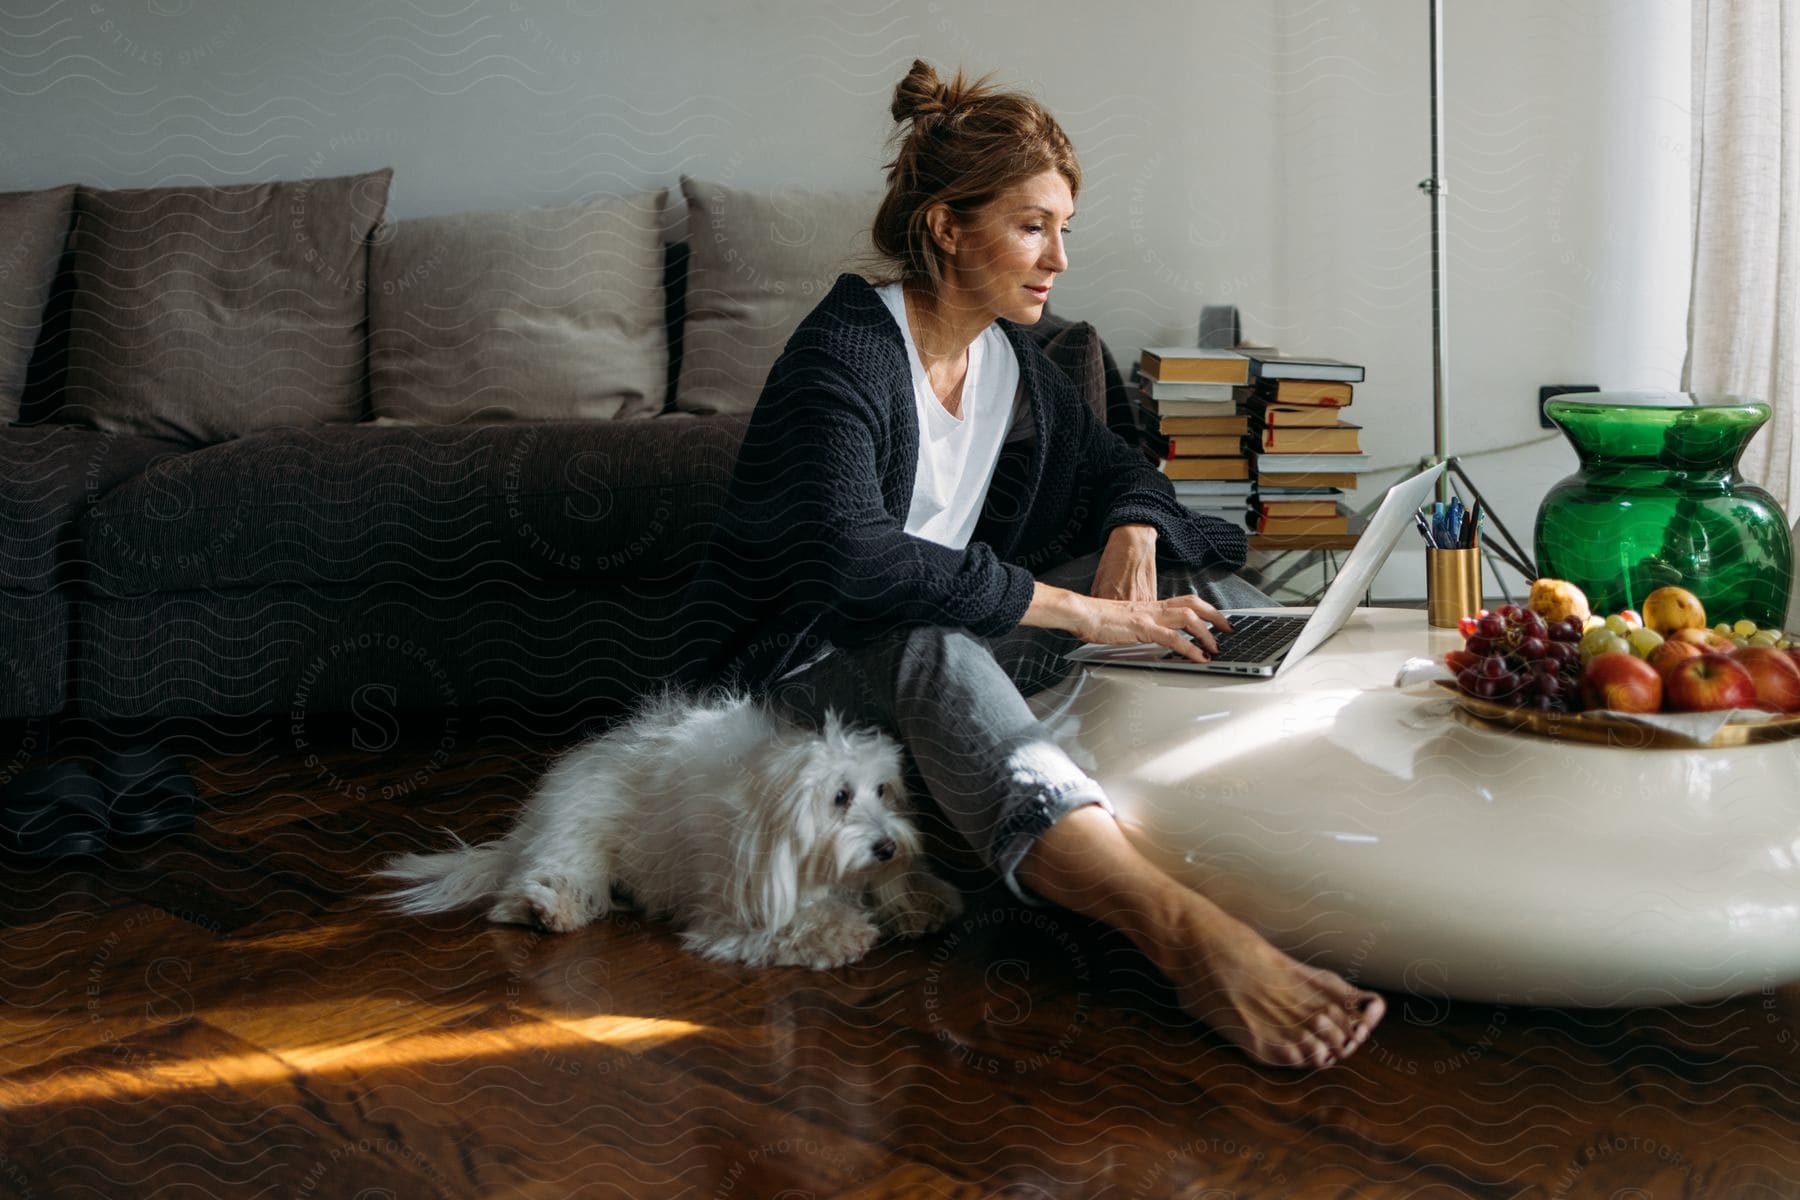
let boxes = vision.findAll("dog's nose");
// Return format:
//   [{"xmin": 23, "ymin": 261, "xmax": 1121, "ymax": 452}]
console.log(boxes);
[{"xmin": 872, "ymin": 838, "xmax": 897, "ymax": 863}]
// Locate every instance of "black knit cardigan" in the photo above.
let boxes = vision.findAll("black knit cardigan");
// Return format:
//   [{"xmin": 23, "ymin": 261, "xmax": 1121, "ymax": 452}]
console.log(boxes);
[{"xmin": 679, "ymin": 274, "xmax": 1248, "ymax": 692}]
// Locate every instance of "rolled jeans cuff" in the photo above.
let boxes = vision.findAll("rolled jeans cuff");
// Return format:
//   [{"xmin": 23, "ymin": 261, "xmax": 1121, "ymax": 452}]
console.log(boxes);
[{"xmin": 988, "ymin": 742, "xmax": 1115, "ymax": 907}]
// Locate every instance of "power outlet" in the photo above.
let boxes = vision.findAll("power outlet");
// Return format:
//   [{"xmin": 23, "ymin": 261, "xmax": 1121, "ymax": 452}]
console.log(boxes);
[{"xmin": 1539, "ymin": 383, "xmax": 1599, "ymax": 429}]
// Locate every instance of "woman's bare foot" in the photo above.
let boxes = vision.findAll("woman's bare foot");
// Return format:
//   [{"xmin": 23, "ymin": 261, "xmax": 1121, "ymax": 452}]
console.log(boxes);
[
  {"xmin": 1146, "ymin": 894, "xmax": 1384, "ymax": 1069},
  {"xmin": 1016, "ymin": 805, "xmax": 1385, "ymax": 1069}
]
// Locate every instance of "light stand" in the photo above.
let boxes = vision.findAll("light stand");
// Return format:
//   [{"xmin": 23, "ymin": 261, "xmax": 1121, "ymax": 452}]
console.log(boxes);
[{"xmin": 1415, "ymin": 0, "xmax": 1537, "ymax": 588}]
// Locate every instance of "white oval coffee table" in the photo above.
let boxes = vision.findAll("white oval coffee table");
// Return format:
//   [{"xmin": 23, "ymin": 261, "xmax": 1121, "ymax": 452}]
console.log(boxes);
[{"xmin": 1032, "ymin": 607, "xmax": 1800, "ymax": 1006}]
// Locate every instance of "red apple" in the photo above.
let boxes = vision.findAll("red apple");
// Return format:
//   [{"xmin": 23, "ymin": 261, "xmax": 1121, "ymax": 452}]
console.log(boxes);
[
  {"xmin": 1645, "ymin": 637, "xmax": 1706, "ymax": 680},
  {"xmin": 1578, "ymin": 651, "xmax": 1664, "ymax": 714},
  {"xmin": 1671, "ymin": 626, "xmax": 1739, "ymax": 654},
  {"xmin": 1663, "ymin": 653, "xmax": 1758, "ymax": 713},
  {"xmin": 1731, "ymin": 647, "xmax": 1800, "ymax": 712}
]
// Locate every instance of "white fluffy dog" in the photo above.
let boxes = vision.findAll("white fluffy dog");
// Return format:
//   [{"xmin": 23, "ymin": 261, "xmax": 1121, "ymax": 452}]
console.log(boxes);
[{"xmin": 378, "ymin": 691, "xmax": 963, "ymax": 969}]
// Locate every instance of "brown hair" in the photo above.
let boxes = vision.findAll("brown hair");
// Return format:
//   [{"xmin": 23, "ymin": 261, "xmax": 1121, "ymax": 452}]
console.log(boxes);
[{"xmin": 870, "ymin": 59, "xmax": 1081, "ymax": 295}]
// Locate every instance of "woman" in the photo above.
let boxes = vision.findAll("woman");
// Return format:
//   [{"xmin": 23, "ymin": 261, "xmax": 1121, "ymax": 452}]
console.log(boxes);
[{"xmin": 682, "ymin": 60, "xmax": 1385, "ymax": 1069}]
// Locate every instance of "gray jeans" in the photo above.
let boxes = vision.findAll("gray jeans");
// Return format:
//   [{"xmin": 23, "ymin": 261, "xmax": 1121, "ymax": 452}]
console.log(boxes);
[{"xmin": 767, "ymin": 552, "xmax": 1274, "ymax": 903}]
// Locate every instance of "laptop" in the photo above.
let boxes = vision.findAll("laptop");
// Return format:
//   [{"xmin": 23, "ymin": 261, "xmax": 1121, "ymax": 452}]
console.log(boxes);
[{"xmin": 1065, "ymin": 461, "xmax": 1447, "ymax": 677}]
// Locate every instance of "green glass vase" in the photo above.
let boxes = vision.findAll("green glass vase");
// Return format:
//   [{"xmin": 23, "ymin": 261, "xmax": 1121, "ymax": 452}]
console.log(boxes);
[{"xmin": 1535, "ymin": 391, "xmax": 1792, "ymax": 627}]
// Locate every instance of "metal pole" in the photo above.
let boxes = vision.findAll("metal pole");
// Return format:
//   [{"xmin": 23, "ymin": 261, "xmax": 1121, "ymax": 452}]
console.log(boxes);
[{"xmin": 1420, "ymin": 0, "xmax": 1451, "ymax": 503}]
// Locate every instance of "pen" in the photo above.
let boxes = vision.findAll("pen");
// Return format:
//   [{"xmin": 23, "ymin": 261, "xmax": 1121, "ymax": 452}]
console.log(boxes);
[
  {"xmin": 1415, "ymin": 510, "xmax": 1435, "ymax": 546},
  {"xmin": 1464, "ymin": 500, "xmax": 1484, "ymax": 548}
]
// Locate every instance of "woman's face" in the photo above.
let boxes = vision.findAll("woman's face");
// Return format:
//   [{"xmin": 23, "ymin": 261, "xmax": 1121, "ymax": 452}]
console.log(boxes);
[{"xmin": 938, "ymin": 169, "xmax": 1074, "ymax": 326}]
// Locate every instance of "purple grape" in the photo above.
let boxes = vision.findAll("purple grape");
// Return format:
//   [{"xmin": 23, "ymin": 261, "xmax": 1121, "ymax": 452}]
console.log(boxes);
[
  {"xmin": 1518, "ymin": 636, "xmax": 1548, "ymax": 661},
  {"xmin": 1476, "ymin": 615, "xmax": 1504, "ymax": 639},
  {"xmin": 1473, "ymin": 677, "xmax": 1501, "ymax": 699},
  {"xmin": 1466, "ymin": 635, "xmax": 1494, "ymax": 656},
  {"xmin": 1480, "ymin": 655, "xmax": 1509, "ymax": 679}
]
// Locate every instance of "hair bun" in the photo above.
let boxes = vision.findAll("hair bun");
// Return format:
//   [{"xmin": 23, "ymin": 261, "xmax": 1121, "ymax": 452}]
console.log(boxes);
[{"xmin": 891, "ymin": 59, "xmax": 951, "ymax": 124}]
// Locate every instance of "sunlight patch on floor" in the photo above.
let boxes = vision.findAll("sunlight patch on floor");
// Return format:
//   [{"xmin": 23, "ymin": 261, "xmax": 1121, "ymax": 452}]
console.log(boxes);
[{"xmin": 0, "ymin": 1012, "xmax": 709, "ymax": 1107}]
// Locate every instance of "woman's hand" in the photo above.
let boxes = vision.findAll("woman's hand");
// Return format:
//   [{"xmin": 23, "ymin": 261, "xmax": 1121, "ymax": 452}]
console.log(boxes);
[
  {"xmin": 1067, "ymin": 593, "xmax": 1232, "ymax": 662},
  {"xmin": 1091, "ymin": 522, "xmax": 1159, "ymax": 602}
]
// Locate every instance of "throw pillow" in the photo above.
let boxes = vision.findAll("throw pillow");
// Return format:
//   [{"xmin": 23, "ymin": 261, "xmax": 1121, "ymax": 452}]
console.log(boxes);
[
  {"xmin": 674, "ymin": 176, "xmax": 880, "ymax": 415},
  {"xmin": 369, "ymin": 190, "xmax": 668, "ymax": 423},
  {"xmin": 0, "ymin": 184, "xmax": 75, "ymax": 422},
  {"xmin": 60, "ymin": 169, "xmax": 392, "ymax": 443}
]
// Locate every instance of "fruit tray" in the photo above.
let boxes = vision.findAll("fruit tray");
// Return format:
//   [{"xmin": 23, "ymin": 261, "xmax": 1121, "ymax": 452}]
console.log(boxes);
[{"xmin": 1431, "ymin": 680, "xmax": 1800, "ymax": 748}]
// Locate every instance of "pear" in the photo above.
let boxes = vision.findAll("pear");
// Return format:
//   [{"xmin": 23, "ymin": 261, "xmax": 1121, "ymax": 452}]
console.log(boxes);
[
  {"xmin": 1641, "ymin": 585, "xmax": 1707, "ymax": 636},
  {"xmin": 1528, "ymin": 577, "xmax": 1591, "ymax": 626}
]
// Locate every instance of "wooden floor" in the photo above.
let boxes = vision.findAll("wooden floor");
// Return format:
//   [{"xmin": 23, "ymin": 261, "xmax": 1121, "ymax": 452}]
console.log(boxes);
[{"xmin": 3, "ymin": 720, "xmax": 1799, "ymax": 1200}]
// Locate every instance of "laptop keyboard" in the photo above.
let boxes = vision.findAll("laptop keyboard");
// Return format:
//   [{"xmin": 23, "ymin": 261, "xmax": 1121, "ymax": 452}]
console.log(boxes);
[{"xmin": 1162, "ymin": 613, "xmax": 1308, "ymax": 662}]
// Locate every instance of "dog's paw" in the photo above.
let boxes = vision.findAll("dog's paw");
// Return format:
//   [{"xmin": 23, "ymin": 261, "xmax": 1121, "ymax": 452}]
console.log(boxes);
[
  {"xmin": 517, "ymin": 875, "xmax": 598, "ymax": 933},
  {"xmin": 875, "ymin": 871, "xmax": 964, "ymax": 939},
  {"xmin": 487, "ymin": 895, "xmax": 534, "ymax": 927},
  {"xmin": 776, "ymin": 910, "xmax": 880, "ymax": 970}
]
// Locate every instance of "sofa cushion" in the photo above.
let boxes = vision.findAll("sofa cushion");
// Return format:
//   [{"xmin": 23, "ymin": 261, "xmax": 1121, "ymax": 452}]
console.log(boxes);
[
  {"xmin": 72, "ymin": 580, "xmax": 703, "ymax": 720},
  {"xmin": 0, "ymin": 425, "xmax": 188, "ymax": 593},
  {"xmin": 1027, "ymin": 312, "xmax": 1111, "ymax": 425},
  {"xmin": 0, "ymin": 589, "xmax": 68, "ymax": 719},
  {"xmin": 81, "ymin": 415, "xmax": 749, "ymax": 595},
  {"xmin": 673, "ymin": 176, "xmax": 880, "ymax": 415},
  {"xmin": 57, "ymin": 169, "xmax": 392, "ymax": 444},
  {"xmin": 370, "ymin": 192, "xmax": 669, "ymax": 423},
  {"xmin": 0, "ymin": 184, "xmax": 74, "ymax": 422}
]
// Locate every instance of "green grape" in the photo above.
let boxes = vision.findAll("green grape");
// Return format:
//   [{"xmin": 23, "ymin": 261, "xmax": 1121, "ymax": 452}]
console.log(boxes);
[
  {"xmin": 1580, "ymin": 632, "xmax": 1630, "ymax": 664},
  {"xmin": 1579, "ymin": 627, "xmax": 1614, "ymax": 653},
  {"xmin": 1733, "ymin": 618, "xmax": 1759, "ymax": 637},
  {"xmin": 1627, "ymin": 628, "xmax": 1664, "ymax": 657},
  {"xmin": 1750, "ymin": 630, "xmax": 1780, "ymax": 647},
  {"xmin": 1714, "ymin": 622, "xmax": 1733, "ymax": 635},
  {"xmin": 1604, "ymin": 615, "xmax": 1630, "ymax": 637}
]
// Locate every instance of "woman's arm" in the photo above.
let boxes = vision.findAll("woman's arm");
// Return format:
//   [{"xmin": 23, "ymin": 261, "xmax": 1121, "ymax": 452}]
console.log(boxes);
[
  {"xmin": 1021, "ymin": 574, "xmax": 1230, "ymax": 663},
  {"xmin": 1091, "ymin": 521, "xmax": 1159, "ymax": 601}
]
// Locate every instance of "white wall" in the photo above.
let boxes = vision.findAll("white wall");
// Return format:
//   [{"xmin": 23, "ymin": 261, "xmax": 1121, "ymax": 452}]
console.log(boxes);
[
  {"xmin": 1265, "ymin": 0, "xmax": 1691, "ymax": 599},
  {"xmin": 2, "ymin": 0, "xmax": 1690, "ymax": 599}
]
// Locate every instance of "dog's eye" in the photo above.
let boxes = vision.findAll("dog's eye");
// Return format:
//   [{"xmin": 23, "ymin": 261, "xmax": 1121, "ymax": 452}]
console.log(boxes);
[
  {"xmin": 834, "ymin": 788, "xmax": 852, "ymax": 809},
  {"xmin": 876, "ymin": 782, "xmax": 887, "ymax": 799}
]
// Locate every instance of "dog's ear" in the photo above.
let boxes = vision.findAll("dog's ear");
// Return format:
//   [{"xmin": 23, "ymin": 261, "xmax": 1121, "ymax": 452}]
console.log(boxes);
[
  {"xmin": 733, "ymin": 738, "xmax": 819, "ymax": 929},
  {"xmin": 819, "ymin": 707, "xmax": 847, "ymax": 739}
]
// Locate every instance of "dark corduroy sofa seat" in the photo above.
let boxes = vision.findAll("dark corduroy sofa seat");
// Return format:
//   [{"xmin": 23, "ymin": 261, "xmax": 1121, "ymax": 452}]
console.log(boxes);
[{"xmin": 66, "ymin": 415, "xmax": 748, "ymax": 719}]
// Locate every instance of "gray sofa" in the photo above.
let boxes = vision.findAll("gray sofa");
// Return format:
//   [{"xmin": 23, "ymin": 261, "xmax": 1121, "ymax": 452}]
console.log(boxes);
[{"xmin": 0, "ymin": 172, "xmax": 1131, "ymax": 730}]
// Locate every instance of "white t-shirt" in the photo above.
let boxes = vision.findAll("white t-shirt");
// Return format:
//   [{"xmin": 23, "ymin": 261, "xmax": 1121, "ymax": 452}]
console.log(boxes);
[{"xmin": 875, "ymin": 282, "xmax": 1022, "ymax": 550}]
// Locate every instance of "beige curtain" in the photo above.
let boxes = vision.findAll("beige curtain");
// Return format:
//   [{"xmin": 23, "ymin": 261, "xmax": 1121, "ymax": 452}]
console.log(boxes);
[{"xmin": 1685, "ymin": 0, "xmax": 1800, "ymax": 512}]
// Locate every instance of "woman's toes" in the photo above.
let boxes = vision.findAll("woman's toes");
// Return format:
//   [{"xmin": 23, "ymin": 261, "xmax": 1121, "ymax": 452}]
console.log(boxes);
[
  {"xmin": 1339, "ymin": 993, "xmax": 1384, "ymax": 1056},
  {"xmin": 1352, "ymin": 991, "xmax": 1386, "ymax": 1036},
  {"xmin": 1270, "ymin": 1039, "xmax": 1310, "ymax": 1069},
  {"xmin": 1309, "ymin": 1009, "xmax": 1351, "ymax": 1056},
  {"xmin": 1300, "ymin": 1032, "xmax": 1337, "ymax": 1070}
]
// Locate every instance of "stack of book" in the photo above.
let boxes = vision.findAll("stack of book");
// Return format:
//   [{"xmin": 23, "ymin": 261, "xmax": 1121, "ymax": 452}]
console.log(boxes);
[
  {"xmin": 1135, "ymin": 346, "xmax": 1253, "ymax": 528},
  {"xmin": 1240, "ymin": 351, "xmax": 1368, "ymax": 536}
]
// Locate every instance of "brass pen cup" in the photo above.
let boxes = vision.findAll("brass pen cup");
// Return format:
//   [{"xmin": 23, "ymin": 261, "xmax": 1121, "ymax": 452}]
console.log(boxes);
[{"xmin": 1426, "ymin": 547, "xmax": 1483, "ymax": 628}]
